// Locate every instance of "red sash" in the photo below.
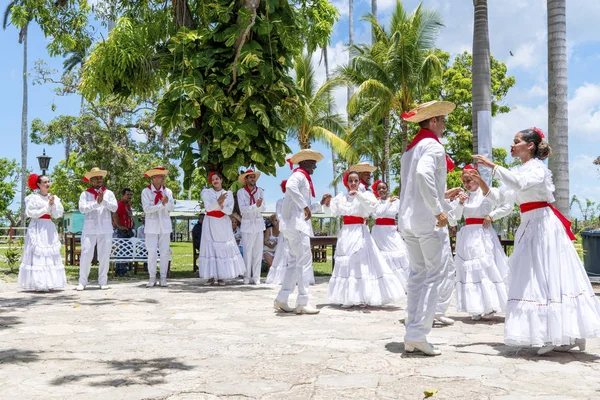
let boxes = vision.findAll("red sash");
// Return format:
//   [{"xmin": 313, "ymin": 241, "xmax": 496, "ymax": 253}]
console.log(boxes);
[
  {"xmin": 206, "ymin": 211, "xmax": 225, "ymax": 218},
  {"xmin": 375, "ymin": 218, "xmax": 395, "ymax": 226},
  {"xmin": 343, "ymin": 216, "xmax": 365, "ymax": 225},
  {"xmin": 406, "ymin": 128, "xmax": 455, "ymax": 172},
  {"xmin": 244, "ymin": 185, "xmax": 258, "ymax": 205},
  {"xmin": 40, "ymin": 214, "xmax": 51, "ymax": 220},
  {"xmin": 465, "ymin": 218, "xmax": 485, "ymax": 225},
  {"xmin": 520, "ymin": 201, "xmax": 576, "ymax": 241},
  {"xmin": 86, "ymin": 186, "xmax": 106, "ymax": 200},
  {"xmin": 293, "ymin": 168, "xmax": 315, "ymax": 197},
  {"xmin": 148, "ymin": 185, "xmax": 165, "ymax": 205}
]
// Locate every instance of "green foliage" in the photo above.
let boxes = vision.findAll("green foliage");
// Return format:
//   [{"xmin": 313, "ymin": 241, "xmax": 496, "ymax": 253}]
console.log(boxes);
[
  {"xmin": 0, "ymin": 158, "xmax": 19, "ymax": 217},
  {"xmin": 3, "ymin": 240, "xmax": 21, "ymax": 273}
]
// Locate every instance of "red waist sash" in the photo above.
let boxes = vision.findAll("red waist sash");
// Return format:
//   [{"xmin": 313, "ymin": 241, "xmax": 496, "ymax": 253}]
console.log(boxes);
[
  {"xmin": 343, "ymin": 216, "xmax": 365, "ymax": 225},
  {"xmin": 465, "ymin": 218, "xmax": 485, "ymax": 225},
  {"xmin": 40, "ymin": 214, "xmax": 51, "ymax": 220},
  {"xmin": 206, "ymin": 210, "xmax": 225, "ymax": 218},
  {"xmin": 375, "ymin": 218, "xmax": 396, "ymax": 226},
  {"xmin": 520, "ymin": 201, "xmax": 576, "ymax": 241}
]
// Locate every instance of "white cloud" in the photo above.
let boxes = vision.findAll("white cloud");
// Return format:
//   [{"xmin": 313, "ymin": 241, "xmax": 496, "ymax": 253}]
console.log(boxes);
[
  {"xmin": 568, "ymin": 82, "xmax": 600, "ymax": 139},
  {"xmin": 571, "ymin": 154, "xmax": 597, "ymax": 175},
  {"xmin": 492, "ymin": 103, "xmax": 547, "ymax": 150}
]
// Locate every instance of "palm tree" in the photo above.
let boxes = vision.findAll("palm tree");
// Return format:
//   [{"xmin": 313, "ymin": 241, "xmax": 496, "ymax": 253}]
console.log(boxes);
[
  {"xmin": 62, "ymin": 47, "xmax": 88, "ymax": 163},
  {"xmin": 348, "ymin": 0, "xmax": 355, "ymax": 104},
  {"xmin": 337, "ymin": 1, "xmax": 444, "ymax": 183},
  {"xmin": 472, "ymin": 0, "xmax": 492, "ymax": 184},
  {"xmin": 4, "ymin": 0, "xmax": 29, "ymax": 228},
  {"xmin": 286, "ymin": 52, "xmax": 356, "ymax": 162},
  {"xmin": 372, "ymin": 0, "xmax": 378, "ymax": 44},
  {"xmin": 547, "ymin": 0, "xmax": 569, "ymax": 216}
]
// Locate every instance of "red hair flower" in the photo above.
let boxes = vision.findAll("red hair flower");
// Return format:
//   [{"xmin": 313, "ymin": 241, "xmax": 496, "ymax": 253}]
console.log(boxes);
[
  {"xmin": 342, "ymin": 171, "xmax": 350, "ymax": 189},
  {"xmin": 280, "ymin": 180, "xmax": 287, "ymax": 193},
  {"xmin": 463, "ymin": 164, "xmax": 476, "ymax": 171},
  {"xmin": 208, "ymin": 172, "xmax": 218, "ymax": 182},
  {"xmin": 532, "ymin": 127, "xmax": 545, "ymax": 139},
  {"xmin": 27, "ymin": 174, "xmax": 39, "ymax": 191},
  {"xmin": 371, "ymin": 179, "xmax": 383, "ymax": 198}
]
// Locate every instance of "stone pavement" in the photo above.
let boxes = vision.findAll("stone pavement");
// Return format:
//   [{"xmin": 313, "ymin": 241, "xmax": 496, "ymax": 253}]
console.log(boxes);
[{"xmin": 1, "ymin": 278, "xmax": 599, "ymax": 400}]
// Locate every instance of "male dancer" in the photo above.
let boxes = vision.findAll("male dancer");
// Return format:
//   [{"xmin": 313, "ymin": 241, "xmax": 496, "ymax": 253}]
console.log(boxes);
[
  {"xmin": 237, "ymin": 169, "xmax": 265, "ymax": 284},
  {"xmin": 349, "ymin": 162, "xmax": 376, "ymax": 192}
]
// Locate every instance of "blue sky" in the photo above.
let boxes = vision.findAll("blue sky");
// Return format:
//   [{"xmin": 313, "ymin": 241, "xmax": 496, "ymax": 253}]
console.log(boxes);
[{"xmin": 1, "ymin": 0, "xmax": 599, "ymax": 216}]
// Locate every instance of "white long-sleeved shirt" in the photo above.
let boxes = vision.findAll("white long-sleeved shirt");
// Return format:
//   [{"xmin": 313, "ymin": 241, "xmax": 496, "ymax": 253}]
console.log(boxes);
[
  {"xmin": 79, "ymin": 188, "xmax": 118, "ymax": 235},
  {"xmin": 202, "ymin": 188, "xmax": 234, "ymax": 215},
  {"xmin": 26, "ymin": 193, "xmax": 64, "ymax": 219},
  {"xmin": 453, "ymin": 188, "xmax": 515, "ymax": 222},
  {"xmin": 237, "ymin": 186, "xmax": 265, "ymax": 233},
  {"xmin": 279, "ymin": 171, "xmax": 322, "ymax": 236},
  {"xmin": 324, "ymin": 190, "xmax": 379, "ymax": 219},
  {"xmin": 398, "ymin": 138, "xmax": 454, "ymax": 233},
  {"xmin": 493, "ymin": 158, "xmax": 555, "ymax": 205},
  {"xmin": 142, "ymin": 185, "xmax": 175, "ymax": 235}
]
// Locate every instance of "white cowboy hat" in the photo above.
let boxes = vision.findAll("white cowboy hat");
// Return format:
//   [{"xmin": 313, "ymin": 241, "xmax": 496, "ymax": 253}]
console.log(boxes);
[
  {"xmin": 82, "ymin": 167, "xmax": 108, "ymax": 183},
  {"xmin": 401, "ymin": 101, "xmax": 456, "ymax": 123},
  {"xmin": 349, "ymin": 162, "xmax": 377, "ymax": 173},
  {"xmin": 144, "ymin": 166, "xmax": 169, "ymax": 178},
  {"xmin": 287, "ymin": 149, "xmax": 324, "ymax": 166},
  {"xmin": 238, "ymin": 169, "xmax": 261, "ymax": 185}
]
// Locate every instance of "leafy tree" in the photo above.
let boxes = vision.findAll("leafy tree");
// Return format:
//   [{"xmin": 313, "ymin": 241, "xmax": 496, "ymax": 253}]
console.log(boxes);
[{"xmin": 0, "ymin": 158, "xmax": 19, "ymax": 219}]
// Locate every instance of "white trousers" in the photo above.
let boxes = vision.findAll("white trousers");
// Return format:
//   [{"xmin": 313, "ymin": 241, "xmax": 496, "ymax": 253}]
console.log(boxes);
[
  {"xmin": 146, "ymin": 233, "xmax": 171, "ymax": 280},
  {"xmin": 435, "ymin": 234, "xmax": 456, "ymax": 317},
  {"xmin": 276, "ymin": 230, "xmax": 312, "ymax": 306},
  {"xmin": 401, "ymin": 229, "xmax": 447, "ymax": 342},
  {"xmin": 79, "ymin": 233, "xmax": 112, "ymax": 286},
  {"xmin": 242, "ymin": 232, "xmax": 263, "ymax": 282}
]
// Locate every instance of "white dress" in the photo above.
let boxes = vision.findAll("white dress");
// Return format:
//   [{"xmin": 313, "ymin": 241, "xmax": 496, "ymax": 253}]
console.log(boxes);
[
  {"xmin": 453, "ymin": 188, "xmax": 513, "ymax": 316},
  {"xmin": 495, "ymin": 158, "xmax": 600, "ymax": 346},
  {"xmin": 324, "ymin": 191, "xmax": 405, "ymax": 306},
  {"xmin": 370, "ymin": 198, "xmax": 409, "ymax": 291},
  {"xmin": 199, "ymin": 188, "xmax": 245, "ymax": 280},
  {"xmin": 18, "ymin": 194, "xmax": 67, "ymax": 291}
]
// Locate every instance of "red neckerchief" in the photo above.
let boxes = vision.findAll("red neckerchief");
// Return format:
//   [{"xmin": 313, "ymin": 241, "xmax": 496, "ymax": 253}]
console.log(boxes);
[
  {"xmin": 293, "ymin": 167, "xmax": 315, "ymax": 197},
  {"xmin": 360, "ymin": 179, "xmax": 369, "ymax": 189},
  {"xmin": 148, "ymin": 185, "xmax": 165, "ymax": 205},
  {"xmin": 406, "ymin": 128, "xmax": 455, "ymax": 172},
  {"xmin": 86, "ymin": 186, "xmax": 106, "ymax": 200},
  {"xmin": 244, "ymin": 185, "xmax": 258, "ymax": 205}
]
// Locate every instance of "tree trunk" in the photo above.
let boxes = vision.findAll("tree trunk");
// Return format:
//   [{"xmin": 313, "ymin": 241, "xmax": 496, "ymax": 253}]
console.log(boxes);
[
  {"xmin": 383, "ymin": 114, "xmax": 390, "ymax": 184},
  {"xmin": 371, "ymin": 0, "xmax": 377, "ymax": 44},
  {"xmin": 347, "ymin": 0, "xmax": 354, "ymax": 104},
  {"xmin": 547, "ymin": 0, "xmax": 569, "ymax": 216},
  {"xmin": 401, "ymin": 118, "xmax": 408, "ymax": 153},
  {"xmin": 20, "ymin": 24, "xmax": 29, "ymax": 229},
  {"xmin": 472, "ymin": 0, "xmax": 492, "ymax": 183},
  {"xmin": 323, "ymin": 45, "xmax": 337, "ymax": 235}
]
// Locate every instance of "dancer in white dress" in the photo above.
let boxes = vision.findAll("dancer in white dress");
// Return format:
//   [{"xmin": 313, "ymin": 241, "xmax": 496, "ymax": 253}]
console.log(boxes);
[
  {"xmin": 323, "ymin": 171, "xmax": 405, "ymax": 307},
  {"xmin": 370, "ymin": 180, "xmax": 409, "ymax": 292},
  {"xmin": 452, "ymin": 165, "xmax": 514, "ymax": 320},
  {"xmin": 199, "ymin": 172, "xmax": 245, "ymax": 285},
  {"xmin": 18, "ymin": 174, "xmax": 67, "ymax": 291},
  {"xmin": 474, "ymin": 127, "xmax": 600, "ymax": 355}
]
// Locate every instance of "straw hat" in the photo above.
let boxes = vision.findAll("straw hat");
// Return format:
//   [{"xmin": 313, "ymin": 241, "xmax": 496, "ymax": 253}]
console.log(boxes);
[
  {"xmin": 287, "ymin": 149, "xmax": 324, "ymax": 166},
  {"xmin": 238, "ymin": 169, "xmax": 261, "ymax": 185},
  {"xmin": 401, "ymin": 101, "xmax": 456, "ymax": 123},
  {"xmin": 349, "ymin": 162, "xmax": 377, "ymax": 173},
  {"xmin": 82, "ymin": 167, "xmax": 108, "ymax": 183},
  {"xmin": 144, "ymin": 166, "xmax": 169, "ymax": 178}
]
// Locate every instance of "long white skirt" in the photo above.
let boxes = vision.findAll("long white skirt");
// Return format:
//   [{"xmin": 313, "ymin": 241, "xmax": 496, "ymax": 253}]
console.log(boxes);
[
  {"xmin": 454, "ymin": 224, "xmax": 509, "ymax": 316},
  {"xmin": 371, "ymin": 225, "xmax": 409, "ymax": 292},
  {"xmin": 505, "ymin": 207, "xmax": 600, "ymax": 346},
  {"xmin": 199, "ymin": 216, "xmax": 245, "ymax": 280},
  {"xmin": 18, "ymin": 219, "xmax": 67, "ymax": 291},
  {"xmin": 328, "ymin": 224, "xmax": 405, "ymax": 306},
  {"xmin": 266, "ymin": 234, "xmax": 315, "ymax": 285}
]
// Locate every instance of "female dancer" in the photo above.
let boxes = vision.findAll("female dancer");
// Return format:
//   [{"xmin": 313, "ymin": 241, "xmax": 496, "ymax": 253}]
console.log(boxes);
[
  {"xmin": 199, "ymin": 172, "xmax": 245, "ymax": 285},
  {"xmin": 474, "ymin": 128, "xmax": 600, "ymax": 354},
  {"xmin": 18, "ymin": 174, "xmax": 67, "ymax": 291},
  {"xmin": 453, "ymin": 165, "xmax": 514, "ymax": 320},
  {"xmin": 370, "ymin": 180, "xmax": 409, "ymax": 292},
  {"xmin": 323, "ymin": 171, "xmax": 404, "ymax": 307}
]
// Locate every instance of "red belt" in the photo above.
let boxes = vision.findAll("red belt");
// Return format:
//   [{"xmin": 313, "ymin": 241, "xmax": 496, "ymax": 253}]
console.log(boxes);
[
  {"xmin": 375, "ymin": 218, "xmax": 395, "ymax": 226},
  {"xmin": 40, "ymin": 214, "xmax": 51, "ymax": 219},
  {"xmin": 465, "ymin": 218, "xmax": 485, "ymax": 225},
  {"xmin": 206, "ymin": 210, "xmax": 225, "ymax": 218},
  {"xmin": 343, "ymin": 216, "xmax": 365, "ymax": 225},
  {"xmin": 520, "ymin": 201, "xmax": 576, "ymax": 241}
]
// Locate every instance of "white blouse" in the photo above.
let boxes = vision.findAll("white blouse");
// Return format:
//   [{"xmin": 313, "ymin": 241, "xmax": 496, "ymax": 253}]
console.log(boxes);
[
  {"xmin": 453, "ymin": 188, "xmax": 514, "ymax": 221},
  {"xmin": 26, "ymin": 193, "xmax": 64, "ymax": 219},
  {"xmin": 372, "ymin": 198, "xmax": 400, "ymax": 220},
  {"xmin": 494, "ymin": 158, "xmax": 555, "ymax": 205},
  {"xmin": 324, "ymin": 191, "xmax": 379, "ymax": 218}
]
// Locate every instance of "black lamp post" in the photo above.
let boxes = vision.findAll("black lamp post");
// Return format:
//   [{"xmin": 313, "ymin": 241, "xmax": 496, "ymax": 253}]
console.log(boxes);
[{"xmin": 37, "ymin": 149, "xmax": 51, "ymax": 175}]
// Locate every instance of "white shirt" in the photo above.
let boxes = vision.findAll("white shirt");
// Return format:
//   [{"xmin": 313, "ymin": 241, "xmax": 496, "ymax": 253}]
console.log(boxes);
[
  {"xmin": 26, "ymin": 193, "xmax": 64, "ymax": 219},
  {"xmin": 142, "ymin": 185, "xmax": 175, "ymax": 234},
  {"xmin": 279, "ymin": 171, "xmax": 322, "ymax": 236},
  {"xmin": 398, "ymin": 138, "xmax": 454, "ymax": 233},
  {"xmin": 237, "ymin": 186, "xmax": 265, "ymax": 233},
  {"xmin": 324, "ymin": 191, "xmax": 379, "ymax": 218},
  {"xmin": 79, "ymin": 188, "xmax": 118, "ymax": 235},
  {"xmin": 494, "ymin": 159, "xmax": 555, "ymax": 205},
  {"xmin": 372, "ymin": 198, "xmax": 400, "ymax": 220},
  {"xmin": 136, "ymin": 225, "xmax": 145, "ymax": 239},
  {"xmin": 453, "ymin": 188, "xmax": 515, "ymax": 221},
  {"xmin": 202, "ymin": 188, "xmax": 234, "ymax": 215}
]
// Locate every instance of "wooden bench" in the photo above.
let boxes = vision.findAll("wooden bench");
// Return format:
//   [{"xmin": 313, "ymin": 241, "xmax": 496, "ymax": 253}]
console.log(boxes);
[{"xmin": 108, "ymin": 238, "xmax": 171, "ymax": 278}]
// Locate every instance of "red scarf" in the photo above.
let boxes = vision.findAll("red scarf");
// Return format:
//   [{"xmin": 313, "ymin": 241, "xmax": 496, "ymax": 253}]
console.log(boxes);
[
  {"xmin": 293, "ymin": 167, "xmax": 315, "ymax": 197},
  {"xmin": 86, "ymin": 186, "xmax": 107, "ymax": 200},
  {"xmin": 244, "ymin": 185, "xmax": 258, "ymax": 205},
  {"xmin": 406, "ymin": 128, "xmax": 455, "ymax": 172},
  {"xmin": 148, "ymin": 185, "xmax": 165, "ymax": 205}
]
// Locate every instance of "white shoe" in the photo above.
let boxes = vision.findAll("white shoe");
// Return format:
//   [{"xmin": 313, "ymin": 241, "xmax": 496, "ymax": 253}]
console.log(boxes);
[
  {"xmin": 218, "ymin": 280, "xmax": 226, "ymax": 286},
  {"xmin": 253, "ymin": 279, "xmax": 261, "ymax": 285},
  {"xmin": 481, "ymin": 312, "xmax": 496, "ymax": 320},
  {"xmin": 146, "ymin": 279, "xmax": 156, "ymax": 288},
  {"xmin": 404, "ymin": 340, "xmax": 441, "ymax": 356},
  {"xmin": 204, "ymin": 278, "xmax": 215, "ymax": 286},
  {"xmin": 555, "ymin": 338, "xmax": 586, "ymax": 352},
  {"xmin": 76, "ymin": 284, "xmax": 85, "ymax": 291},
  {"xmin": 273, "ymin": 300, "xmax": 294, "ymax": 313},
  {"xmin": 100, "ymin": 285, "xmax": 111, "ymax": 290},
  {"xmin": 243, "ymin": 279, "xmax": 250, "ymax": 285},
  {"xmin": 159, "ymin": 278, "xmax": 168, "ymax": 287},
  {"xmin": 537, "ymin": 344, "xmax": 555, "ymax": 355},
  {"xmin": 341, "ymin": 304, "xmax": 353, "ymax": 309},
  {"xmin": 295, "ymin": 305, "xmax": 320, "ymax": 315},
  {"xmin": 471, "ymin": 315, "xmax": 482, "ymax": 321},
  {"xmin": 435, "ymin": 316, "xmax": 455, "ymax": 326}
]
